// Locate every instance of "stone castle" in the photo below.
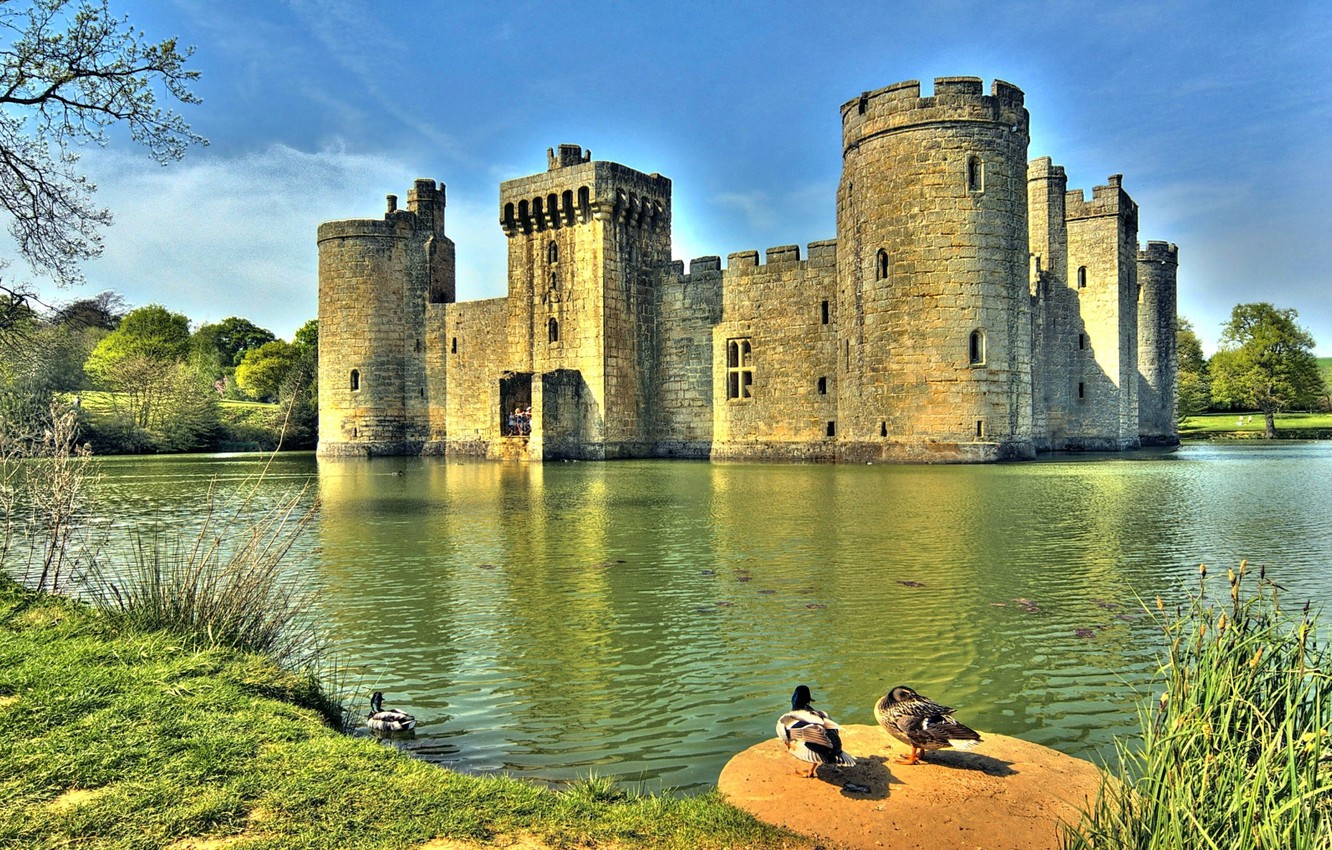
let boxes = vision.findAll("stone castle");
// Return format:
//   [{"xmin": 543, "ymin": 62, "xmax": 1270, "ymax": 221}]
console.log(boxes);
[{"xmin": 317, "ymin": 76, "xmax": 1178, "ymax": 463}]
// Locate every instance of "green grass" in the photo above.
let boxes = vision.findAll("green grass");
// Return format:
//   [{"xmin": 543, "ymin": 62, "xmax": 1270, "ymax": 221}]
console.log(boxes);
[
  {"xmin": 0, "ymin": 577, "xmax": 805, "ymax": 850},
  {"xmin": 1062, "ymin": 564, "xmax": 1331, "ymax": 849},
  {"xmin": 1179, "ymin": 411, "xmax": 1332, "ymax": 437}
]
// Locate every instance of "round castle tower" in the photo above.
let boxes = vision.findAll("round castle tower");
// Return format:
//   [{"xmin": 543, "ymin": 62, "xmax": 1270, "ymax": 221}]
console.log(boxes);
[
  {"xmin": 317, "ymin": 180, "xmax": 453, "ymax": 457},
  {"xmin": 1136, "ymin": 240, "xmax": 1179, "ymax": 445},
  {"xmin": 836, "ymin": 77, "xmax": 1034, "ymax": 461}
]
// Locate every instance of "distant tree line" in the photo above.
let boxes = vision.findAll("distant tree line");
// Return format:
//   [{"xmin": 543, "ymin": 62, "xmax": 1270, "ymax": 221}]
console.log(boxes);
[
  {"xmin": 0, "ymin": 291, "xmax": 316, "ymax": 453},
  {"xmin": 1176, "ymin": 303, "xmax": 1327, "ymax": 437}
]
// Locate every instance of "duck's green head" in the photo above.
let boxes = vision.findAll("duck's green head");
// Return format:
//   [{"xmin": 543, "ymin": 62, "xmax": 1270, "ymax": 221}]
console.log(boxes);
[
  {"xmin": 791, "ymin": 685, "xmax": 814, "ymax": 711},
  {"xmin": 370, "ymin": 691, "xmax": 384, "ymax": 712}
]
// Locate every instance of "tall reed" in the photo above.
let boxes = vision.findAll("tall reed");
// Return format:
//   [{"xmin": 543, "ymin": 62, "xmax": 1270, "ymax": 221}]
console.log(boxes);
[
  {"xmin": 1064, "ymin": 562, "xmax": 1331, "ymax": 849},
  {"xmin": 85, "ymin": 478, "xmax": 326, "ymax": 672}
]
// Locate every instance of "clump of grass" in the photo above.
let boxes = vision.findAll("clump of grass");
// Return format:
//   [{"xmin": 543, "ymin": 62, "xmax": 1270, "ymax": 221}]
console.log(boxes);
[
  {"xmin": 1064, "ymin": 561, "xmax": 1331, "ymax": 849},
  {"xmin": 84, "ymin": 479, "xmax": 324, "ymax": 673}
]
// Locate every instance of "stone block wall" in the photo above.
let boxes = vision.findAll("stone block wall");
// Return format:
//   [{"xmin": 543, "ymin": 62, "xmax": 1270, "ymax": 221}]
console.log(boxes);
[
  {"xmin": 442, "ymin": 297, "xmax": 510, "ymax": 456},
  {"xmin": 711, "ymin": 242, "xmax": 839, "ymax": 461},
  {"xmin": 652, "ymin": 258, "xmax": 723, "ymax": 457}
]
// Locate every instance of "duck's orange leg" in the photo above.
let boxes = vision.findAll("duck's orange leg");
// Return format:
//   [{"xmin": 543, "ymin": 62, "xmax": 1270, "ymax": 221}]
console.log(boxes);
[{"xmin": 898, "ymin": 746, "xmax": 922, "ymax": 765}]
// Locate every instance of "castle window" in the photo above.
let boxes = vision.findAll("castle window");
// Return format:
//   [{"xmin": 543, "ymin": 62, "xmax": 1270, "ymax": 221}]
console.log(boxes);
[
  {"xmin": 967, "ymin": 156, "xmax": 983, "ymax": 192},
  {"xmin": 875, "ymin": 249, "xmax": 890, "ymax": 281},
  {"xmin": 532, "ymin": 197, "xmax": 545, "ymax": 231},
  {"xmin": 976, "ymin": 419, "xmax": 985, "ymax": 438},
  {"xmin": 857, "ymin": 94, "xmax": 867, "ymax": 115},
  {"xmin": 821, "ymin": 300, "xmax": 829, "ymax": 325},
  {"xmin": 1078, "ymin": 381, "xmax": 1086, "ymax": 400},
  {"xmin": 561, "ymin": 189, "xmax": 574, "ymax": 225},
  {"xmin": 969, "ymin": 330, "xmax": 986, "ymax": 366},
  {"xmin": 880, "ymin": 421, "xmax": 888, "ymax": 437},
  {"xmin": 548, "ymin": 318, "xmax": 560, "ymax": 344},
  {"xmin": 1078, "ymin": 333, "xmax": 1087, "ymax": 350},
  {"xmin": 415, "ymin": 338, "xmax": 421, "ymax": 353},
  {"xmin": 550, "ymin": 270, "xmax": 558, "ymax": 291},
  {"xmin": 350, "ymin": 369, "xmax": 360, "ymax": 392},
  {"xmin": 1077, "ymin": 266, "xmax": 1087, "ymax": 288},
  {"xmin": 826, "ymin": 421, "xmax": 836, "ymax": 437},
  {"xmin": 548, "ymin": 241, "xmax": 558, "ymax": 264},
  {"xmin": 451, "ymin": 337, "xmax": 457, "ymax": 354},
  {"xmin": 817, "ymin": 376, "xmax": 827, "ymax": 395},
  {"xmin": 726, "ymin": 338, "xmax": 753, "ymax": 400}
]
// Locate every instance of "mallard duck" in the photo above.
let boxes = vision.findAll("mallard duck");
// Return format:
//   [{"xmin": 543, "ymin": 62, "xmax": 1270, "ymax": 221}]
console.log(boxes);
[
  {"xmin": 367, "ymin": 691, "xmax": 416, "ymax": 734},
  {"xmin": 775, "ymin": 685, "xmax": 857, "ymax": 778},
  {"xmin": 874, "ymin": 685, "xmax": 980, "ymax": 764}
]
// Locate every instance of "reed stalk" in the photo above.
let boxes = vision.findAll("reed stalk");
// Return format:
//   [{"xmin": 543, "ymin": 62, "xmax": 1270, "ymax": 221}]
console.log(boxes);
[{"xmin": 1064, "ymin": 562, "xmax": 1331, "ymax": 849}]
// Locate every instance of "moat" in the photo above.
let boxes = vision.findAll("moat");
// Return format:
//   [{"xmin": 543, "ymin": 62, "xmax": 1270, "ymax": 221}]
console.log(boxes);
[{"xmin": 86, "ymin": 443, "xmax": 1332, "ymax": 792}]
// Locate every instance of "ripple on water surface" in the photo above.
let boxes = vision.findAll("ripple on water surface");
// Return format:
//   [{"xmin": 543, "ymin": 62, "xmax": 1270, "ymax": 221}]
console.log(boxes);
[{"xmin": 81, "ymin": 445, "xmax": 1332, "ymax": 792}]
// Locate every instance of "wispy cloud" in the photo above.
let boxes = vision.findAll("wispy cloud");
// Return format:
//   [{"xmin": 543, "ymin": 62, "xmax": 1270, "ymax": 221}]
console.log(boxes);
[{"xmin": 60, "ymin": 144, "xmax": 506, "ymax": 339}]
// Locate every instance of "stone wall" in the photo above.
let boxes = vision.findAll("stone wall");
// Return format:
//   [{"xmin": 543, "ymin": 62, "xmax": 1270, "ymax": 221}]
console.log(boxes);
[
  {"xmin": 442, "ymin": 296, "xmax": 509, "ymax": 456},
  {"xmin": 652, "ymin": 259, "xmax": 723, "ymax": 457},
  {"xmin": 711, "ymin": 242, "xmax": 839, "ymax": 461}
]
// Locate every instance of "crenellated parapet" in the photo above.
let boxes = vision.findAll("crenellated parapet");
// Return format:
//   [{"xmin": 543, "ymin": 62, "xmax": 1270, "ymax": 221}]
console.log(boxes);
[
  {"xmin": 1138, "ymin": 240, "xmax": 1178, "ymax": 266},
  {"xmin": 1066, "ymin": 174, "xmax": 1138, "ymax": 228},
  {"xmin": 317, "ymin": 177, "xmax": 447, "ymax": 244},
  {"xmin": 841, "ymin": 77, "xmax": 1028, "ymax": 153},
  {"xmin": 499, "ymin": 146, "xmax": 669, "ymax": 237}
]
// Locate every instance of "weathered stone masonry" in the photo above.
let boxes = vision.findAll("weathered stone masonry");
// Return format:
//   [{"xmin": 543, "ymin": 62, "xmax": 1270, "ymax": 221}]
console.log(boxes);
[{"xmin": 317, "ymin": 77, "xmax": 1179, "ymax": 462}]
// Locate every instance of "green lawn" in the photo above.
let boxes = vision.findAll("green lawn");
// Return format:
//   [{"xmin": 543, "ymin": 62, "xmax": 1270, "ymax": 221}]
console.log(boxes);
[
  {"xmin": 0, "ymin": 577, "xmax": 805, "ymax": 850},
  {"xmin": 1180, "ymin": 411, "xmax": 1332, "ymax": 435}
]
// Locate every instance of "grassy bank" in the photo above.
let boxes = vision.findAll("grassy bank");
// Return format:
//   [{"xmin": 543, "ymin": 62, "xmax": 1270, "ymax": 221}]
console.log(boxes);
[
  {"xmin": 0, "ymin": 577, "xmax": 804, "ymax": 850},
  {"xmin": 1179, "ymin": 411, "xmax": 1332, "ymax": 441}
]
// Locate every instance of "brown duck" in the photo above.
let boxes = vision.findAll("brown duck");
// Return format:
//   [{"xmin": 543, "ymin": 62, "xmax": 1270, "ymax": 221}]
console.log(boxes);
[{"xmin": 874, "ymin": 685, "xmax": 981, "ymax": 764}]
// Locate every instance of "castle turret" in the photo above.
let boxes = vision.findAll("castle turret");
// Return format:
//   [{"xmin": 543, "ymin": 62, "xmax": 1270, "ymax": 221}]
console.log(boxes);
[
  {"xmin": 1137, "ymin": 241, "xmax": 1179, "ymax": 445},
  {"xmin": 1065, "ymin": 175, "xmax": 1140, "ymax": 450},
  {"xmin": 836, "ymin": 77, "xmax": 1034, "ymax": 461},
  {"xmin": 317, "ymin": 180, "xmax": 454, "ymax": 456}
]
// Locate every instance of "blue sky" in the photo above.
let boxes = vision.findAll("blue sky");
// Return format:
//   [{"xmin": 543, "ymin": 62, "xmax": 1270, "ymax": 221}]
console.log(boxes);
[{"xmin": 16, "ymin": 0, "xmax": 1332, "ymax": 354}]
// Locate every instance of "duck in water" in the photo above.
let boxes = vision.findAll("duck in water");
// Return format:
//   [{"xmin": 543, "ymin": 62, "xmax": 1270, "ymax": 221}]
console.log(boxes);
[{"xmin": 366, "ymin": 691, "xmax": 417, "ymax": 734}]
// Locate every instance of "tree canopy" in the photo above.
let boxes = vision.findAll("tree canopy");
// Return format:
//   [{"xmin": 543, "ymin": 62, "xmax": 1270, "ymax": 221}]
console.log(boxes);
[
  {"xmin": 1209, "ymin": 303, "xmax": 1325, "ymax": 437},
  {"xmin": 1176, "ymin": 317, "xmax": 1210, "ymax": 419}
]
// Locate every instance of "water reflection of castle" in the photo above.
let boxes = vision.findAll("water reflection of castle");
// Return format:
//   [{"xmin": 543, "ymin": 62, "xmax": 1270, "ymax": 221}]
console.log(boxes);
[{"xmin": 317, "ymin": 76, "xmax": 1178, "ymax": 463}]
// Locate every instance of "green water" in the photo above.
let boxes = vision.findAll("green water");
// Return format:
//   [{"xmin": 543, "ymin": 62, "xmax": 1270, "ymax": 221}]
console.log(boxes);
[{"xmin": 79, "ymin": 443, "xmax": 1332, "ymax": 791}]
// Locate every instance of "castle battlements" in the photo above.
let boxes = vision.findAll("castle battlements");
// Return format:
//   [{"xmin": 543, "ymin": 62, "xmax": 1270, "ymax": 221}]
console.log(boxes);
[
  {"xmin": 317, "ymin": 75, "xmax": 1178, "ymax": 463},
  {"xmin": 1066, "ymin": 175, "xmax": 1139, "ymax": 221},
  {"xmin": 1138, "ymin": 240, "xmax": 1179, "ymax": 265},
  {"xmin": 500, "ymin": 149, "xmax": 669, "ymax": 236},
  {"xmin": 841, "ymin": 77, "xmax": 1027, "ymax": 152}
]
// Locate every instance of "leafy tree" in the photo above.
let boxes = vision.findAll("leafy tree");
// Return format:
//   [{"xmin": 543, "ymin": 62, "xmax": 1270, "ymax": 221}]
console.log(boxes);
[
  {"xmin": 0, "ymin": 0, "xmax": 204, "ymax": 292},
  {"xmin": 193, "ymin": 317, "xmax": 276, "ymax": 368},
  {"xmin": 83, "ymin": 304, "xmax": 191, "ymax": 429},
  {"xmin": 1209, "ymin": 303, "xmax": 1325, "ymax": 437},
  {"xmin": 235, "ymin": 340, "xmax": 296, "ymax": 402},
  {"xmin": 1175, "ymin": 317, "xmax": 1211, "ymax": 419}
]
